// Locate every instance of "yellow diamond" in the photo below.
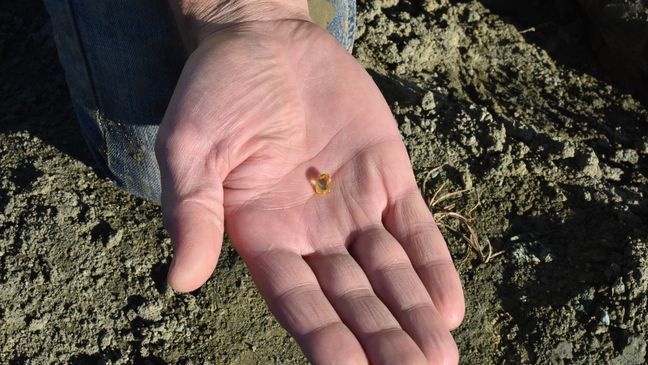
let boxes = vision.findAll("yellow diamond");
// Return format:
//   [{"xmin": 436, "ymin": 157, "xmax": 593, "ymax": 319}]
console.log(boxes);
[{"xmin": 315, "ymin": 172, "xmax": 332, "ymax": 195}]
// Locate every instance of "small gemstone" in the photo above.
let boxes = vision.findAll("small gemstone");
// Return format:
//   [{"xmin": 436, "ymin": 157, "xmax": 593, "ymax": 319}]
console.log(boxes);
[{"xmin": 315, "ymin": 172, "xmax": 331, "ymax": 195}]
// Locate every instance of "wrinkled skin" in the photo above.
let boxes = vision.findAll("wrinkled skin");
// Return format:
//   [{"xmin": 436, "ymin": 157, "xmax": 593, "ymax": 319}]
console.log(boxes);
[{"xmin": 156, "ymin": 20, "xmax": 464, "ymax": 364}]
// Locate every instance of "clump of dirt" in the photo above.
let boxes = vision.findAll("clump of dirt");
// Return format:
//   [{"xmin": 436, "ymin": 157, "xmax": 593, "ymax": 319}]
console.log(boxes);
[{"xmin": 1, "ymin": 0, "xmax": 647, "ymax": 364}]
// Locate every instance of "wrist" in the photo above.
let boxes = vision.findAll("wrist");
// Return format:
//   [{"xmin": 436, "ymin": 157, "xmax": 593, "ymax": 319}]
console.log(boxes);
[{"xmin": 169, "ymin": 0, "xmax": 311, "ymax": 49}]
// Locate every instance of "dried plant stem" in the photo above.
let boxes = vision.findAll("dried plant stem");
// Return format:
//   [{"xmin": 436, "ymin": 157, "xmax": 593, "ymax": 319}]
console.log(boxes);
[{"xmin": 426, "ymin": 178, "xmax": 503, "ymax": 264}]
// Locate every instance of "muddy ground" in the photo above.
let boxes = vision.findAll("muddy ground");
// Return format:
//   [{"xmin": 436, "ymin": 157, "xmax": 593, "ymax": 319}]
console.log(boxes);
[{"xmin": 1, "ymin": 0, "xmax": 647, "ymax": 364}]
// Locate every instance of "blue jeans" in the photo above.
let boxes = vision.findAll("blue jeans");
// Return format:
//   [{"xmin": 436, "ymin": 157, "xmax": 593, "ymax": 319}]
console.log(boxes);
[{"xmin": 43, "ymin": 0, "xmax": 356, "ymax": 202}]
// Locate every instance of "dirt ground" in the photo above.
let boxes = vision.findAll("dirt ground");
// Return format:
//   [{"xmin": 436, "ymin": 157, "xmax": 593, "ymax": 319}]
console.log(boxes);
[{"xmin": 1, "ymin": 0, "xmax": 647, "ymax": 364}]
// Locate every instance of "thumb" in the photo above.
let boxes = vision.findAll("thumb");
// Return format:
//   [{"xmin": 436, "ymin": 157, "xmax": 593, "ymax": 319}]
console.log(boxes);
[
  {"xmin": 156, "ymin": 137, "xmax": 226, "ymax": 293},
  {"xmin": 164, "ymin": 194, "xmax": 224, "ymax": 293}
]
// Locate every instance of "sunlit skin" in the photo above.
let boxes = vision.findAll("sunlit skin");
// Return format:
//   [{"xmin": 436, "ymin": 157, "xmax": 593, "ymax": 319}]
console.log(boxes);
[{"xmin": 156, "ymin": 18, "xmax": 465, "ymax": 364}]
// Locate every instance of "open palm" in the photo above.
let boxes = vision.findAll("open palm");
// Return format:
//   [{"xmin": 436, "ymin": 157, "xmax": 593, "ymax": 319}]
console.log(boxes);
[{"xmin": 156, "ymin": 20, "xmax": 464, "ymax": 364}]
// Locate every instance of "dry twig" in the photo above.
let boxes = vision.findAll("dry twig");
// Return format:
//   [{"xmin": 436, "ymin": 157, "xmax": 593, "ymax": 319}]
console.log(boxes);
[{"xmin": 424, "ymin": 172, "xmax": 503, "ymax": 264}]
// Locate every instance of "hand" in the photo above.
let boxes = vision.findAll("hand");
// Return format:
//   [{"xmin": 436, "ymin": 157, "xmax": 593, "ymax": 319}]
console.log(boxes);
[{"xmin": 156, "ymin": 18, "xmax": 464, "ymax": 364}]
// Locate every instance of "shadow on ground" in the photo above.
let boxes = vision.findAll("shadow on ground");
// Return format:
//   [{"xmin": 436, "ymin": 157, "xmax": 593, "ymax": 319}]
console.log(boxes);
[
  {"xmin": 0, "ymin": 2, "xmax": 95, "ymax": 167},
  {"xmin": 467, "ymin": 0, "xmax": 648, "ymax": 105}
]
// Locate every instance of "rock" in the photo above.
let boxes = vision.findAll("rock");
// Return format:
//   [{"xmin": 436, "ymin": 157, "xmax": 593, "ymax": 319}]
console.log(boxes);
[
  {"xmin": 611, "ymin": 277, "xmax": 626, "ymax": 295},
  {"xmin": 424, "ymin": 0, "xmax": 443, "ymax": 12},
  {"xmin": 561, "ymin": 142, "xmax": 576, "ymax": 159},
  {"xmin": 594, "ymin": 325, "xmax": 608, "ymax": 335},
  {"xmin": 578, "ymin": 149, "xmax": 603, "ymax": 179},
  {"xmin": 28, "ymin": 315, "xmax": 49, "ymax": 332},
  {"xmin": 466, "ymin": 10, "xmax": 481, "ymax": 23},
  {"xmin": 598, "ymin": 309, "xmax": 610, "ymax": 327},
  {"xmin": 611, "ymin": 335, "xmax": 647, "ymax": 365},
  {"xmin": 486, "ymin": 123, "xmax": 507, "ymax": 152},
  {"xmin": 138, "ymin": 302, "xmax": 163, "ymax": 322},
  {"xmin": 602, "ymin": 165, "xmax": 624, "ymax": 181},
  {"xmin": 509, "ymin": 240, "xmax": 554, "ymax": 265},
  {"xmin": 421, "ymin": 91, "xmax": 436, "ymax": 111},
  {"xmin": 400, "ymin": 120, "xmax": 413, "ymax": 136},
  {"xmin": 106, "ymin": 229, "xmax": 124, "ymax": 249},
  {"xmin": 552, "ymin": 340, "xmax": 574, "ymax": 360},
  {"xmin": 614, "ymin": 149, "xmax": 640, "ymax": 164}
]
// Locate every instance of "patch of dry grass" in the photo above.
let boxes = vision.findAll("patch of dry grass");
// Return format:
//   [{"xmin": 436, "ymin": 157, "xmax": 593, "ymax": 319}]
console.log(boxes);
[{"xmin": 422, "ymin": 166, "xmax": 503, "ymax": 265}]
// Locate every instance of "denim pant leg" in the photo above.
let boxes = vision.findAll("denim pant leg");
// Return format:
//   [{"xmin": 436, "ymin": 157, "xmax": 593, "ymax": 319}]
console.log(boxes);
[{"xmin": 43, "ymin": 0, "xmax": 357, "ymax": 202}]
